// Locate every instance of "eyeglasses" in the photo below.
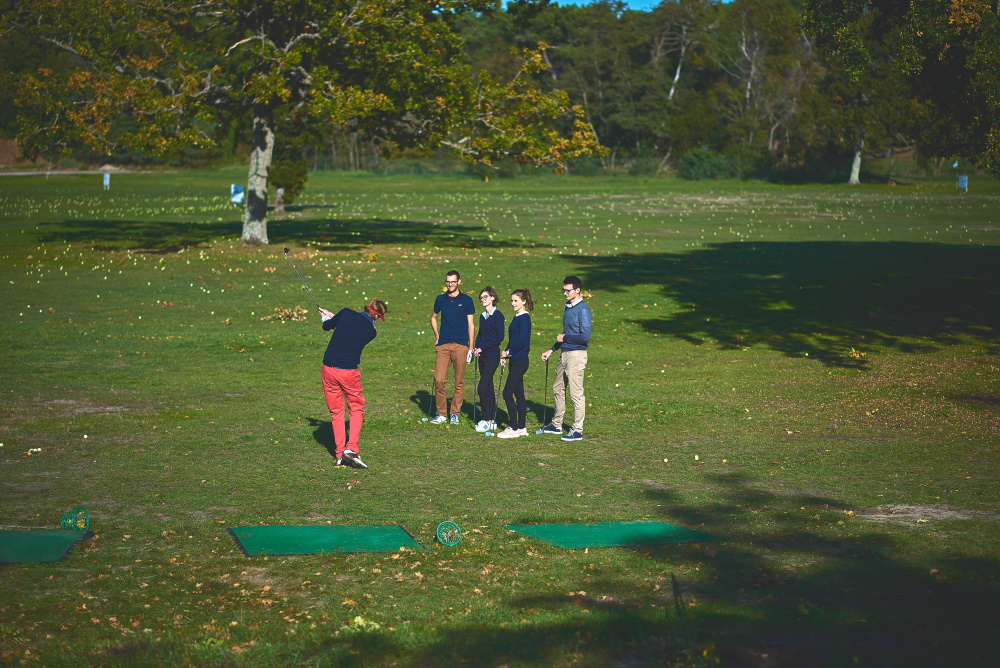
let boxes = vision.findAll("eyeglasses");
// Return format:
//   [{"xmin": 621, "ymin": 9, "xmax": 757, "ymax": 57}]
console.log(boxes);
[
  {"xmin": 445, "ymin": 280, "xmax": 459, "ymax": 285},
  {"xmin": 479, "ymin": 295, "xmax": 492, "ymax": 300},
  {"xmin": 563, "ymin": 287, "xmax": 578, "ymax": 293}
]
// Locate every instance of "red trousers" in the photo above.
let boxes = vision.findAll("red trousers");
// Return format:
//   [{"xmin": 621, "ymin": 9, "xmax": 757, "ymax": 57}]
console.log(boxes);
[{"xmin": 321, "ymin": 365, "xmax": 366, "ymax": 458}]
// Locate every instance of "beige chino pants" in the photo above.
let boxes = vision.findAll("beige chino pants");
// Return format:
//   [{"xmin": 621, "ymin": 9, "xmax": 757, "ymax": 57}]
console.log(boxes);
[{"xmin": 552, "ymin": 349, "xmax": 587, "ymax": 432}]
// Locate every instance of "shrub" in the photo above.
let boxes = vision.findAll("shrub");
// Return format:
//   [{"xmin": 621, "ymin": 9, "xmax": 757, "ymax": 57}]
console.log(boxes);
[
  {"xmin": 270, "ymin": 156, "xmax": 308, "ymax": 204},
  {"xmin": 676, "ymin": 146, "xmax": 737, "ymax": 180}
]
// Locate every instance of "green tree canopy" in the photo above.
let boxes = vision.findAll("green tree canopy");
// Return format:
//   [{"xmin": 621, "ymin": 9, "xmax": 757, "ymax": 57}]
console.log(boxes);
[
  {"xmin": 802, "ymin": 0, "xmax": 1000, "ymax": 176},
  {"xmin": 2, "ymin": 0, "xmax": 600, "ymax": 244}
]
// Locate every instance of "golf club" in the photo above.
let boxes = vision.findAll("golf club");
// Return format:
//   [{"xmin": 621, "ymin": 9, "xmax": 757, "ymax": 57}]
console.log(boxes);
[
  {"xmin": 472, "ymin": 351, "xmax": 478, "ymax": 426},
  {"xmin": 429, "ymin": 375, "xmax": 436, "ymax": 418},
  {"xmin": 485, "ymin": 361, "xmax": 505, "ymax": 437},
  {"xmin": 535, "ymin": 357, "xmax": 550, "ymax": 434},
  {"xmin": 282, "ymin": 246, "xmax": 322, "ymax": 311}
]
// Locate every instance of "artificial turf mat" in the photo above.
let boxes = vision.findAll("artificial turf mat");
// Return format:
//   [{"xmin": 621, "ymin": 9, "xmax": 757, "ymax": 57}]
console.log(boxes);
[
  {"xmin": 505, "ymin": 521, "xmax": 718, "ymax": 549},
  {"xmin": 0, "ymin": 529, "xmax": 94, "ymax": 564},
  {"xmin": 228, "ymin": 525, "xmax": 421, "ymax": 556}
]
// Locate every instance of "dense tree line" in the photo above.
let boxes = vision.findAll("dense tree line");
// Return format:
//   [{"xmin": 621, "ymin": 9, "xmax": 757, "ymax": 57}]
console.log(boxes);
[
  {"xmin": 2, "ymin": 0, "xmax": 998, "ymax": 185},
  {"xmin": 452, "ymin": 0, "xmax": 946, "ymax": 181}
]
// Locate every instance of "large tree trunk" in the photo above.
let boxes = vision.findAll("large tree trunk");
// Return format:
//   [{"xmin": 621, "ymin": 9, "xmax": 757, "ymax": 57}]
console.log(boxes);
[
  {"xmin": 848, "ymin": 131, "xmax": 863, "ymax": 184},
  {"xmin": 242, "ymin": 104, "xmax": 275, "ymax": 245}
]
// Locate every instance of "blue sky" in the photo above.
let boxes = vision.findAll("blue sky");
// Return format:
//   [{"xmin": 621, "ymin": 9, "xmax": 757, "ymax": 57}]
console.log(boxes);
[
  {"xmin": 554, "ymin": 0, "xmax": 662, "ymax": 9},
  {"xmin": 555, "ymin": 0, "xmax": 672, "ymax": 9},
  {"xmin": 552, "ymin": 0, "xmax": 730, "ymax": 9}
]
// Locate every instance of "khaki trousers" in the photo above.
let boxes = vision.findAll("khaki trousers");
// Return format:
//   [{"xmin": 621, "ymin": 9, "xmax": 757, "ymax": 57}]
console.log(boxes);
[
  {"xmin": 552, "ymin": 349, "xmax": 587, "ymax": 432},
  {"xmin": 435, "ymin": 342, "xmax": 469, "ymax": 417}
]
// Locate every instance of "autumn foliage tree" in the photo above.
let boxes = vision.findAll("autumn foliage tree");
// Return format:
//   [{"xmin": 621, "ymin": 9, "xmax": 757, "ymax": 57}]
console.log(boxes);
[{"xmin": 1, "ymin": 0, "xmax": 600, "ymax": 244}]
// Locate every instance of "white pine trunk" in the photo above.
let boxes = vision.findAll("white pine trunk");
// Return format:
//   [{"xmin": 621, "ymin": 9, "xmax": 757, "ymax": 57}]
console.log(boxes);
[{"xmin": 242, "ymin": 105, "xmax": 275, "ymax": 245}]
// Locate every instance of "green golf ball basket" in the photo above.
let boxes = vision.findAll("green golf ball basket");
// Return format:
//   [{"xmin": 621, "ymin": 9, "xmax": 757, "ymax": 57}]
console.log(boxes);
[
  {"xmin": 60, "ymin": 506, "xmax": 89, "ymax": 531},
  {"xmin": 435, "ymin": 521, "xmax": 462, "ymax": 546}
]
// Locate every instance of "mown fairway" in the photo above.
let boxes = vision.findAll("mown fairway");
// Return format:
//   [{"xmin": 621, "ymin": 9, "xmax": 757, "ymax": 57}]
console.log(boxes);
[{"xmin": 1, "ymin": 169, "xmax": 998, "ymax": 666}]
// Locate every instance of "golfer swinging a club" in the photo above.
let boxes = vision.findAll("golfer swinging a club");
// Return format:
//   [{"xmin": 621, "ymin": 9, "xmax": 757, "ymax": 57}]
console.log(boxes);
[{"xmin": 318, "ymin": 298, "xmax": 388, "ymax": 469}]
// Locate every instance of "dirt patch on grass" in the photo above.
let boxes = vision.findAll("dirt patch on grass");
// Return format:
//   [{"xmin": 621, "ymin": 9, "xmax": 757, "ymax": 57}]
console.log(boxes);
[
  {"xmin": 856, "ymin": 504, "xmax": 998, "ymax": 524},
  {"xmin": 41, "ymin": 399, "xmax": 129, "ymax": 415}
]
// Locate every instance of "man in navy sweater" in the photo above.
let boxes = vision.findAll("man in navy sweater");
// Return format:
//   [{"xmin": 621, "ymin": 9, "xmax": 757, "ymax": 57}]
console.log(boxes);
[
  {"xmin": 430, "ymin": 270, "xmax": 476, "ymax": 424},
  {"xmin": 540, "ymin": 276, "xmax": 592, "ymax": 441},
  {"xmin": 319, "ymin": 298, "xmax": 387, "ymax": 469}
]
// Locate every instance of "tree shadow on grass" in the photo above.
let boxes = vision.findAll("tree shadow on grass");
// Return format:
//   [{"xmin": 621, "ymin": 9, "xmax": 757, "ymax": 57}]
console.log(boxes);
[
  {"xmin": 37, "ymin": 217, "xmax": 550, "ymax": 253},
  {"xmin": 293, "ymin": 473, "xmax": 995, "ymax": 667},
  {"xmin": 569, "ymin": 242, "xmax": 1000, "ymax": 367}
]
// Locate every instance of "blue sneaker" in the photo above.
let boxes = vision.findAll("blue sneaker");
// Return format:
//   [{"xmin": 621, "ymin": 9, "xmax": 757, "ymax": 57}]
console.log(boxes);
[
  {"xmin": 561, "ymin": 430, "xmax": 583, "ymax": 442},
  {"xmin": 450, "ymin": 414, "xmax": 460, "ymax": 424},
  {"xmin": 430, "ymin": 414, "xmax": 447, "ymax": 424},
  {"xmin": 539, "ymin": 423, "xmax": 562, "ymax": 435}
]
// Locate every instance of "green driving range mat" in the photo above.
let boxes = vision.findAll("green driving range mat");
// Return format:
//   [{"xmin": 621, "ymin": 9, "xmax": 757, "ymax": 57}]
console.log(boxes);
[
  {"xmin": 228, "ymin": 525, "xmax": 421, "ymax": 556},
  {"xmin": 505, "ymin": 521, "xmax": 718, "ymax": 549},
  {"xmin": 0, "ymin": 529, "xmax": 93, "ymax": 564}
]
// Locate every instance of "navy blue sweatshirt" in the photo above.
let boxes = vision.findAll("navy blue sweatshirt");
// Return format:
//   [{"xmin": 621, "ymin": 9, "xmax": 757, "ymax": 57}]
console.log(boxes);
[
  {"xmin": 504, "ymin": 312, "xmax": 531, "ymax": 360},
  {"xmin": 475, "ymin": 308, "xmax": 505, "ymax": 357},
  {"xmin": 322, "ymin": 308, "xmax": 376, "ymax": 369}
]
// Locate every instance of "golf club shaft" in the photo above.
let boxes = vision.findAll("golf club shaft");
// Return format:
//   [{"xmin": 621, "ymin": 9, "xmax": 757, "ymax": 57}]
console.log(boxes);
[
  {"xmin": 494, "ymin": 361, "xmax": 504, "ymax": 423},
  {"xmin": 430, "ymin": 375, "xmax": 436, "ymax": 417},
  {"xmin": 282, "ymin": 250, "xmax": 321, "ymax": 310},
  {"xmin": 542, "ymin": 357, "xmax": 549, "ymax": 427}
]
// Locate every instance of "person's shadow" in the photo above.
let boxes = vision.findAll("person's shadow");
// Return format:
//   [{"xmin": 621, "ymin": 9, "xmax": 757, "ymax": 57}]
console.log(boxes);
[
  {"xmin": 409, "ymin": 389, "xmax": 436, "ymax": 418},
  {"xmin": 306, "ymin": 417, "xmax": 342, "ymax": 459}
]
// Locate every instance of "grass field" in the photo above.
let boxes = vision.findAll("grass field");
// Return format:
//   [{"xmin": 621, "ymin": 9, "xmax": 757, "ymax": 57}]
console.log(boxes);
[{"xmin": 1, "ymin": 168, "xmax": 998, "ymax": 666}]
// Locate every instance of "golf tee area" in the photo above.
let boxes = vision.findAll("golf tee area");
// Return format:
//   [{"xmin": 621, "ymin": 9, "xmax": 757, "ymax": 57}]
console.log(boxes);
[{"xmin": 1, "ymin": 169, "xmax": 998, "ymax": 667}]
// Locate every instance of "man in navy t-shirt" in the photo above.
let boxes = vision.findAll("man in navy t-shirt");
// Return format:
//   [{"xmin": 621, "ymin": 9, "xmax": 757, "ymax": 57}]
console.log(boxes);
[{"xmin": 429, "ymin": 270, "xmax": 476, "ymax": 424}]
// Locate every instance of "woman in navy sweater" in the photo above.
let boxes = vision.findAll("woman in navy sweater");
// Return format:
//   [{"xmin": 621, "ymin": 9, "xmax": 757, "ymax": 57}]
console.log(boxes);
[
  {"xmin": 498, "ymin": 288, "xmax": 534, "ymax": 439},
  {"xmin": 472, "ymin": 287, "xmax": 505, "ymax": 433}
]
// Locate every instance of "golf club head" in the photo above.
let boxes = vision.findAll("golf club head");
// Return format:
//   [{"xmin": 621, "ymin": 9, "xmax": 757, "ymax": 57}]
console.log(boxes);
[
  {"xmin": 535, "ymin": 428, "xmax": 545, "ymax": 435},
  {"xmin": 421, "ymin": 417, "xmax": 429, "ymax": 422},
  {"xmin": 484, "ymin": 431, "xmax": 494, "ymax": 437},
  {"xmin": 283, "ymin": 246, "xmax": 290, "ymax": 255}
]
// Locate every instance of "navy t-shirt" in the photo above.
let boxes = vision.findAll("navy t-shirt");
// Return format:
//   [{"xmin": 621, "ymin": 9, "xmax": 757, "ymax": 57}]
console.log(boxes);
[
  {"xmin": 322, "ymin": 308, "xmax": 377, "ymax": 369},
  {"xmin": 434, "ymin": 292, "xmax": 475, "ymax": 346}
]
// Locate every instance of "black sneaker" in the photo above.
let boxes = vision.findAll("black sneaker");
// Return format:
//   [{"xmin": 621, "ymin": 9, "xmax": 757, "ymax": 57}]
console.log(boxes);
[
  {"xmin": 539, "ymin": 423, "xmax": 562, "ymax": 435},
  {"xmin": 561, "ymin": 430, "xmax": 583, "ymax": 442},
  {"xmin": 343, "ymin": 449, "xmax": 368, "ymax": 469}
]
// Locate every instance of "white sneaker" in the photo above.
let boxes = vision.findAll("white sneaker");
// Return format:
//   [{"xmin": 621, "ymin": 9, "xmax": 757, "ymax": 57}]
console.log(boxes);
[
  {"xmin": 430, "ymin": 414, "xmax": 447, "ymax": 424},
  {"xmin": 515, "ymin": 428, "xmax": 529, "ymax": 437},
  {"xmin": 343, "ymin": 449, "xmax": 368, "ymax": 469},
  {"xmin": 475, "ymin": 420, "xmax": 496, "ymax": 433},
  {"xmin": 496, "ymin": 427, "xmax": 519, "ymax": 439}
]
